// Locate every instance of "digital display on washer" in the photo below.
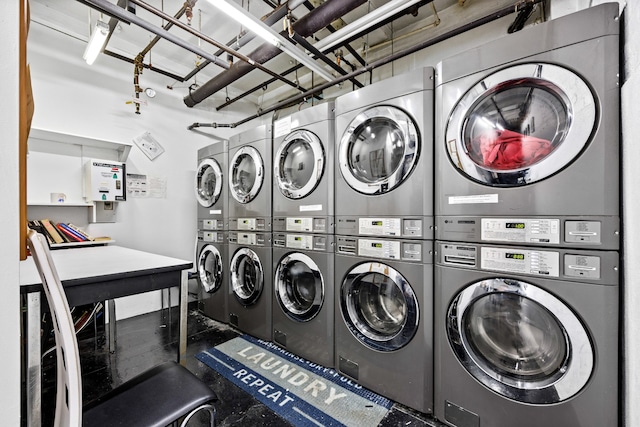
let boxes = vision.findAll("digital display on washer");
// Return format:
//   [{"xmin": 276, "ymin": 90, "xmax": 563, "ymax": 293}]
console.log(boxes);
[
  {"xmin": 505, "ymin": 252, "xmax": 525, "ymax": 260},
  {"xmin": 371, "ymin": 221, "xmax": 383, "ymax": 226},
  {"xmin": 506, "ymin": 222, "xmax": 526, "ymax": 229},
  {"xmin": 371, "ymin": 242, "xmax": 383, "ymax": 248}
]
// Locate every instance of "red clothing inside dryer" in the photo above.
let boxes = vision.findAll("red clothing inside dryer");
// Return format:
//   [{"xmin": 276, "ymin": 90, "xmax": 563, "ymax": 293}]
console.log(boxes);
[{"xmin": 474, "ymin": 129, "xmax": 553, "ymax": 170}]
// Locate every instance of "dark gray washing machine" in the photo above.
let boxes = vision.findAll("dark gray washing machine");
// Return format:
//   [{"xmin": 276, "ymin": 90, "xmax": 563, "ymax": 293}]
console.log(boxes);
[
  {"xmin": 197, "ymin": 231, "xmax": 228, "ymax": 323},
  {"xmin": 334, "ymin": 67, "xmax": 434, "ymax": 240},
  {"xmin": 227, "ymin": 231, "xmax": 272, "ymax": 341},
  {"xmin": 434, "ymin": 241, "xmax": 619, "ymax": 427},
  {"xmin": 435, "ymin": 3, "xmax": 620, "ymax": 249},
  {"xmin": 195, "ymin": 141, "xmax": 227, "ymax": 231},
  {"xmin": 228, "ymin": 124, "xmax": 272, "ymax": 232},
  {"xmin": 272, "ymin": 102, "xmax": 334, "ymax": 234},
  {"xmin": 272, "ymin": 233, "xmax": 334, "ymax": 367},
  {"xmin": 334, "ymin": 236, "xmax": 433, "ymax": 413}
]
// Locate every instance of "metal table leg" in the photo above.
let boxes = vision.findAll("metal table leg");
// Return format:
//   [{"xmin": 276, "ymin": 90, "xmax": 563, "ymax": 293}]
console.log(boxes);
[
  {"xmin": 27, "ymin": 292, "xmax": 41, "ymax": 427},
  {"xmin": 179, "ymin": 270, "xmax": 188, "ymax": 366}
]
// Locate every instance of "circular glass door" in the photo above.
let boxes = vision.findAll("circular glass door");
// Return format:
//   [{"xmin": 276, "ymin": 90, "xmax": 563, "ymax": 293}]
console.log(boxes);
[
  {"xmin": 447, "ymin": 278, "xmax": 594, "ymax": 404},
  {"xmin": 198, "ymin": 245, "xmax": 223, "ymax": 293},
  {"xmin": 195, "ymin": 158, "xmax": 223, "ymax": 207},
  {"xmin": 274, "ymin": 130, "xmax": 325, "ymax": 199},
  {"xmin": 230, "ymin": 247, "xmax": 264, "ymax": 305},
  {"xmin": 340, "ymin": 262, "xmax": 419, "ymax": 351},
  {"xmin": 338, "ymin": 105, "xmax": 420, "ymax": 195},
  {"xmin": 229, "ymin": 146, "xmax": 264, "ymax": 204},
  {"xmin": 275, "ymin": 252, "xmax": 324, "ymax": 322},
  {"xmin": 445, "ymin": 63, "xmax": 596, "ymax": 186}
]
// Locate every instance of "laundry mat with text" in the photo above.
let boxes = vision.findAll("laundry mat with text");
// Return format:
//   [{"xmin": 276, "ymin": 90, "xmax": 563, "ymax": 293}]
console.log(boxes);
[{"xmin": 196, "ymin": 334, "xmax": 393, "ymax": 427}]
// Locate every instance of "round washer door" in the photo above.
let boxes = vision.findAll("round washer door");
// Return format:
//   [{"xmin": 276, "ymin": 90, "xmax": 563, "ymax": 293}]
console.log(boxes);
[
  {"xmin": 230, "ymin": 247, "xmax": 264, "ymax": 305},
  {"xmin": 198, "ymin": 244, "xmax": 223, "ymax": 293},
  {"xmin": 229, "ymin": 146, "xmax": 264, "ymax": 204},
  {"xmin": 445, "ymin": 63, "xmax": 596, "ymax": 186},
  {"xmin": 339, "ymin": 105, "xmax": 420, "ymax": 195},
  {"xmin": 274, "ymin": 130, "xmax": 325, "ymax": 200},
  {"xmin": 275, "ymin": 252, "xmax": 324, "ymax": 322},
  {"xmin": 447, "ymin": 278, "xmax": 594, "ymax": 404},
  {"xmin": 195, "ymin": 158, "xmax": 223, "ymax": 207},
  {"xmin": 340, "ymin": 262, "xmax": 419, "ymax": 351}
]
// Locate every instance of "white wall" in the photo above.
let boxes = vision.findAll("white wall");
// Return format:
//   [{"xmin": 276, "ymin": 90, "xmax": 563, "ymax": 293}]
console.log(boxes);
[{"xmin": 0, "ymin": 2, "xmax": 22, "ymax": 425}]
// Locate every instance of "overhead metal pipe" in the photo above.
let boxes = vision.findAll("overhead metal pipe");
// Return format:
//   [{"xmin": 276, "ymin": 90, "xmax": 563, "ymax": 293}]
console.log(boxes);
[
  {"xmin": 78, "ymin": 0, "xmax": 230, "ymax": 69},
  {"xmin": 184, "ymin": 0, "xmax": 368, "ymax": 107}
]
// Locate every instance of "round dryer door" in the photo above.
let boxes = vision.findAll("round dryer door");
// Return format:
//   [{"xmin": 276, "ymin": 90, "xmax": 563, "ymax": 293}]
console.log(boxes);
[
  {"xmin": 198, "ymin": 244, "xmax": 223, "ymax": 293},
  {"xmin": 274, "ymin": 130, "xmax": 325, "ymax": 200},
  {"xmin": 447, "ymin": 278, "xmax": 594, "ymax": 404},
  {"xmin": 229, "ymin": 146, "xmax": 264, "ymax": 204},
  {"xmin": 275, "ymin": 252, "xmax": 324, "ymax": 322},
  {"xmin": 339, "ymin": 105, "xmax": 419, "ymax": 195},
  {"xmin": 445, "ymin": 63, "xmax": 596, "ymax": 186},
  {"xmin": 230, "ymin": 247, "xmax": 264, "ymax": 305},
  {"xmin": 340, "ymin": 262, "xmax": 419, "ymax": 351},
  {"xmin": 195, "ymin": 158, "xmax": 223, "ymax": 207}
]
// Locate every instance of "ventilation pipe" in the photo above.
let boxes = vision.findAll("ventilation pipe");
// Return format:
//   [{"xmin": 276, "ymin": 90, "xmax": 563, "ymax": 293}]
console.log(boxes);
[{"xmin": 183, "ymin": 0, "xmax": 368, "ymax": 107}]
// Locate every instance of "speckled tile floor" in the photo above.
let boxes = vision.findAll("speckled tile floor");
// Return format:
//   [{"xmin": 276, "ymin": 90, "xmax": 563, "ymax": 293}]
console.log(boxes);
[{"xmin": 37, "ymin": 304, "xmax": 445, "ymax": 426}]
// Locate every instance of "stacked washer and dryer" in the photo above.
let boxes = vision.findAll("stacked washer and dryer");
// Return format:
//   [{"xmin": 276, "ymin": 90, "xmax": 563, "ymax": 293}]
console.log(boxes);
[
  {"xmin": 434, "ymin": 4, "xmax": 620, "ymax": 427},
  {"xmin": 226, "ymin": 124, "xmax": 274, "ymax": 341},
  {"xmin": 333, "ymin": 67, "xmax": 435, "ymax": 414},
  {"xmin": 195, "ymin": 142, "xmax": 229, "ymax": 323},
  {"xmin": 271, "ymin": 102, "xmax": 336, "ymax": 368}
]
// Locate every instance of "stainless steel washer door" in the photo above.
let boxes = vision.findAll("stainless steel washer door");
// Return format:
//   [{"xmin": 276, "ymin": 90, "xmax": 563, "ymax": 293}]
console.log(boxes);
[
  {"xmin": 275, "ymin": 130, "xmax": 325, "ymax": 200},
  {"xmin": 445, "ymin": 63, "xmax": 596, "ymax": 186},
  {"xmin": 340, "ymin": 262, "xmax": 419, "ymax": 351},
  {"xmin": 198, "ymin": 244, "xmax": 223, "ymax": 293},
  {"xmin": 447, "ymin": 278, "xmax": 594, "ymax": 404},
  {"xmin": 230, "ymin": 247, "xmax": 264, "ymax": 305},
  {"xmin": 339, "ymin": 105, "xmax": 420, "ymax": 195},
  {"xmin": 275, "ymin": 252, "xmax": 324, "ymax": 322},
  {"xmin": 195, "ymin": 158, "xmax": 223, "ymax": 207},
  {"xmin": 229, "ymin": 146, "xmax": 264, "ymax": 204}
]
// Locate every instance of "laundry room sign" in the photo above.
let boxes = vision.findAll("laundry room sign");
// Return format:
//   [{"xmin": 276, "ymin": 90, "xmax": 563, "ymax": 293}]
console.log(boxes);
[{"xmin": 196, "ymin": 334, "xmax": 392, "ymax": 427}]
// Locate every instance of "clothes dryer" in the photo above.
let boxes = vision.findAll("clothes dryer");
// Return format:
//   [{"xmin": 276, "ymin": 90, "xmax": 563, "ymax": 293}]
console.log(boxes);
[
  {"xmin": 228, "ymin": 124, "xmax": 272, "ymax": 231},
  {"xmin": 273, "ymin": 102, "xmax": 334, "ymax": 234},
  {"xmin": 227, "ymin": 231, "xmax": 272, "ymax": 341},
  {"xmin": 334, "ymin": 67, "xmax": 434, "ymax": 240},
  {"xmin": 197, "ymin": 230, "xmax": 228, "ymax": 323},
  {"xmin": 195, "ymin": 141, "xmax": 227, "ymax": 231},
  {"xmin": 334, "ymin": 235, "xmax": 433, "ymax": 413},
  {"xmin": 434, "ymin": 241, "xmax": 618, "ymax": 427},
  {"xmin": 435, "ymin": 4, "xmax": 620, "ymax": 249},
  {"xmin": 272, "ymin": 233, "xmax": 334, "ymax": 367}
]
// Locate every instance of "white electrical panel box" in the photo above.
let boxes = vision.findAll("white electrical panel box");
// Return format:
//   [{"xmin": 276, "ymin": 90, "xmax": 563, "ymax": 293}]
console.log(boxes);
[{"xmin": 84, "ymin": 159, "xmax": 126, "ymax": 202}]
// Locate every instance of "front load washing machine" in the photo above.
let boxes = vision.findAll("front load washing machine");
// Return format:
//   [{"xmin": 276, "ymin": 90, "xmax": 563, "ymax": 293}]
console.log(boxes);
[
  {"xmin": 227, "ymin": 231, "xmax": 272, "ymax": 341},
  {"xmin": 228, "ymin": 124, "xmax": 272, "ymax": 231},
  {"xmin": 435, "ymin": 4, "xmax": 620, "ymax": 249},
  {"xmin": 434, "ymin": 241, "xmax": 619, "ymax": 427},
  {"xmin": 335, "ymin": 67, "xmax": 434, "ymax": 240},
  {"xmin": 197, "ymin": 230, "xmax": 228, "ymax": 323},
  {"xmin": 272, "ymin": 233, "xmax": 334, "ymax": 367},
  {"xmin": 196, "ymin": 141, "xmax": 228, "ymax": 231},
  {"xmin": 334, "ymin": 235, "xmax": 433, "ymax": 413},
  {"xmin": 272, "ymin": 101, "xmax": 334, "ymax": 234}
]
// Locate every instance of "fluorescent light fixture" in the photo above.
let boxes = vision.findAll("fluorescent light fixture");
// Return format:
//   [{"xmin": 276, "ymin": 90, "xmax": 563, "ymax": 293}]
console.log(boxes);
[
  {"xmin": 206, "ymin": 0, "xmax": 334, "ymax": 82},
  {"xmin": 83, "ymin": 20, "xmax": 109, "ymax": 65}
]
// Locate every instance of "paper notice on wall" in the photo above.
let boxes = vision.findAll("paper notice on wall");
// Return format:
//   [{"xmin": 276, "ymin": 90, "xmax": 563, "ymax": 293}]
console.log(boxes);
[
  {"xmin": 148, "ymin": 176, "xmax": 167, "ymax": 198},
  {"xmin": 126, "ymin": 173, "xmax": 148, "ymax": 198}
]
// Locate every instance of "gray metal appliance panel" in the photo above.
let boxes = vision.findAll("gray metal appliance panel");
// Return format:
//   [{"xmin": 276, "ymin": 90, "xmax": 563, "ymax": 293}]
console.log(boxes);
[
  {"xmin": 434, "ymin": 248, "xmax": 618, "ymax": 427},
  {"xmin": 227, "ymin": 232, "xmax": 272, "ymax": 341},
  {"xmin": 228, "ymin": 127, "xmax": 272, "ymax": 230},
  {"xmin": 435, "ymin": 5, "xmax": 619, "ymax": 249},
  {"xmin": 272, "ymin": 236, "xmax": 335, "ymax": 368},
  {"xmin": 272, "ymin": 102, "xmax": 334, "ymax": 233},
  {"xmin": 334, "ymin": 68, "xmax": 435, "ymax": 238},
  {"xmin": 197, "ymin": 144, "xmax": 228, "ymax": 230},
  {"xmin": 198, "ymin": 231, "xmax": 228, "ymax": 323},
  {"xmin": 333, "ymin": 238, "xmax": 433, "ymax": 413}
]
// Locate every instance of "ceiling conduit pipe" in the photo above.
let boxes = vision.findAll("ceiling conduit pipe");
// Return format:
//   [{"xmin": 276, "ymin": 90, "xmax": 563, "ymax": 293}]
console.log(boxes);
[
  {"xmin": 188, "ymin": 0, "xmax": 544, "ymax": 129},
  {"xmin": 78, "ymin": 0, "xmax": 230, "ymax": 69},
  {"xmin": 183, "ymin": 0, "xmax": 369, "ymax": 108}
]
